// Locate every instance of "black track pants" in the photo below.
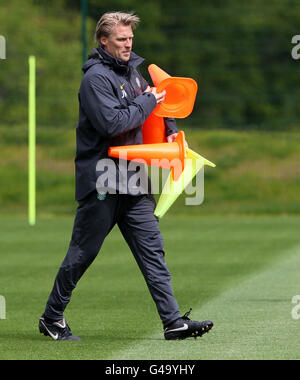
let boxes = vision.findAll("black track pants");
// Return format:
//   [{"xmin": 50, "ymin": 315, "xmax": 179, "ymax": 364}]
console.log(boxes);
[{"xmin": 44, "ymin": 192, "xmax": 181, "ymax": 327}]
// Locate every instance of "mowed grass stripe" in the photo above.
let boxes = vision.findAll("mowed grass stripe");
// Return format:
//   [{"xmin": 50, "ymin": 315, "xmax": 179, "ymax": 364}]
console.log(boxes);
[
  {"xmin": 106, "ymin": 244, "xmax": 300, "ymax": 360},
  {"xmin": 0, "ymin": 215, "xmax": 300, "ymax": 359}
]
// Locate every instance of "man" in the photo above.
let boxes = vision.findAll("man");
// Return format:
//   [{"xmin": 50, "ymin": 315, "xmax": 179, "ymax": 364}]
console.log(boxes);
[{"xmin": 39, "ymin": 11, "xmax": 213, "ymax": 341}]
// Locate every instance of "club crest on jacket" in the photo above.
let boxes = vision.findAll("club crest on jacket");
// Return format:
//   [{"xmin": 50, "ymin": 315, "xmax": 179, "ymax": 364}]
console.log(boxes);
[{"xmin": 120, "ymin": 83, "xmax": 128, "ymax": 98}]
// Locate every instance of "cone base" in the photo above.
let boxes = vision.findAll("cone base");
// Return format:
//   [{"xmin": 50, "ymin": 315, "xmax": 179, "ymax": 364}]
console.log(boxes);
[
  {"xmin": 155, "ymin": 77, "xmax": 198, "ymax": 119},
  {"xmin": 108, "ymin": 131, "xmax": 187, "ymax": 182}
]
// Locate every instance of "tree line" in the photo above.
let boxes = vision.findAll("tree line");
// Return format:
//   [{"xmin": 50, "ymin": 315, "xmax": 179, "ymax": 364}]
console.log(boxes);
[{"xmin": 1, "ymin": 0, "xmax": 300, "ymax": 130}]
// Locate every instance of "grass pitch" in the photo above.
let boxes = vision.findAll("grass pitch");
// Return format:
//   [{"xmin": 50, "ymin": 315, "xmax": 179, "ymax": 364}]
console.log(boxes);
[{"xmin": 0, "ymin": 214, "xmax": 300, "ymax": 360}]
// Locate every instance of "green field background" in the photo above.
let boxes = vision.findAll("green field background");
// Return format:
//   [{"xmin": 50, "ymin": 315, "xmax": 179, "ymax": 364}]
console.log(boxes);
[
  {"xmin": 0, "ymin": 127, "xmax": 299, "ymax": 217},
  {"xmin": 1, "ymin": 214, "xmax": 300, "ymax": 360},
  {"xmin": 1, "ymin": 0, "xmax": 300, "ymax": 361},
  {"xmin": 1, "ymin": 127, "xmax": 300, "ymax": 360}
]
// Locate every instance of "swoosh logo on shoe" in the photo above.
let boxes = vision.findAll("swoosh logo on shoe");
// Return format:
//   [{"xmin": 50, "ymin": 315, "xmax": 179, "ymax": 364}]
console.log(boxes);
[
  {"xmin": 54, "ymin": 319, "xmax": 66, "ymax": 329},
  {"xmin": 166, "ymin": 323, "xmax": 189, "ymax": 333},
  {"xmin": 41, "ymin": 320, "xmax": 59, "ymax": 340}
]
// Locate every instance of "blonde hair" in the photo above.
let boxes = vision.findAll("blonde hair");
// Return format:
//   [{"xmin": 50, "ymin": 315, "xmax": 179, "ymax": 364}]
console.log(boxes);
[{"xmin": 94, "ymin": 11, "xmax": 140, "ymax": 43}]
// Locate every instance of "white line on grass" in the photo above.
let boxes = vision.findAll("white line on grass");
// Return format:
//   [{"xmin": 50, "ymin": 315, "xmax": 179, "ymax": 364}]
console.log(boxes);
[{"xmin": 106, "ymin": 244, "xmax": 300, "ymax": 360}]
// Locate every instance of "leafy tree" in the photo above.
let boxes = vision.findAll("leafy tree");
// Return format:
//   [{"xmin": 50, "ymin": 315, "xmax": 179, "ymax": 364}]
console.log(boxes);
[
  {"xmin": 1, "ymin": 0, "xmax": 300, "ymax": 130},
  {"xmin": 0, "ymin": 0, "xmax": 83, "ymax": 127}
]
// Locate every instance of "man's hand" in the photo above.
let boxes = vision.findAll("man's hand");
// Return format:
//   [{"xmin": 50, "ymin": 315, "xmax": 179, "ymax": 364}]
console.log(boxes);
[
  {"xmin": 167, "ymin": 132, "xmax": 189, "ymax": 148},
  {"xmin": 145, "ymin": 86, "xmax": 166, "ymax": 104},
  {"xmin": 167, "ymin": 133, "xmax": 177, "ymax": 143}
]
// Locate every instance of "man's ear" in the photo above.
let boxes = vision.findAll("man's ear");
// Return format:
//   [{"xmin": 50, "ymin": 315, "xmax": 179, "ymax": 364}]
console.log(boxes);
[{"xmin": 100, "ymin": 36, "xmax": 107, "ymax": 47}]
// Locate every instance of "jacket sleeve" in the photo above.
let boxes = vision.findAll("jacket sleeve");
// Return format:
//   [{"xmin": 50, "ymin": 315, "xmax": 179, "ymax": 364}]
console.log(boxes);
[
  {"xmin": 79, "ymin": 73, "xmax": 157, "ymax": 138},
  {"xmin": 164, "ymin": 117, "xmax": 178, "ymax": 136}
]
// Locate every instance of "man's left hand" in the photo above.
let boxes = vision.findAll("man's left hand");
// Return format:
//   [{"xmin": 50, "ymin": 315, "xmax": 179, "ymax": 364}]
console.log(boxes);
[{"xmin": 167, "ymin": 133, "xmax": 188, "ymax": 148}]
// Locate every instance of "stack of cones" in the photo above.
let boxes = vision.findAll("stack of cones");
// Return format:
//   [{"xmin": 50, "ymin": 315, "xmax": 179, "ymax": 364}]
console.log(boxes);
[{"xmin": 108, "ymin": 64, "xmax": 216, "ymax": 217}]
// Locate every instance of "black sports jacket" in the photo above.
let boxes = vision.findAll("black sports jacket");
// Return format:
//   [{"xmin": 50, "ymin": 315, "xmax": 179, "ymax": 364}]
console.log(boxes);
[{"xmin": 75, "ymin": 46, "xmax": 178, "ymax": 200}]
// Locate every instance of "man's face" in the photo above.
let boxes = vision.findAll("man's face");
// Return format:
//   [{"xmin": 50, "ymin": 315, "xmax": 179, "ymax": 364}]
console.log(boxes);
[{"xmin": 100, "ymin": 24, "xmax": 133, "ymax": 62}]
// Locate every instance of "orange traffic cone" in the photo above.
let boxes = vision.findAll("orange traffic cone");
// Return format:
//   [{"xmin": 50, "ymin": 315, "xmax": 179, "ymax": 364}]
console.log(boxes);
[
  {"xmin": 148, "ymin": 64, "xmax": 198, "ymax": 119},
  {"xmin": 142, "ymin": 113, "xmax": 167, "ymax": 144},
  {"xmin": 148, "ymin": 64, "xmax": 170, "ymax": 87},
  {"xmin": 108, "ymin": 131, "xmax": 186, "ymax": 181}
]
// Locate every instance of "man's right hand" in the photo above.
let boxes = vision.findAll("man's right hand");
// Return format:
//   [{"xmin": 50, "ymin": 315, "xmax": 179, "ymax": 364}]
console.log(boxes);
[{"xmin": 144, "ymin": 86, "xmax": 166, "ymax": 104}]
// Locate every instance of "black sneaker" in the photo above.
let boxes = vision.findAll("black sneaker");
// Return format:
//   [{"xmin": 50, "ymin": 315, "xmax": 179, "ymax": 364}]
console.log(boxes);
[
  {"xmin": 164, "ymin": 308, "xmax": 213, "ymax": 340},
  {"xmin": 39, "ymin": 316, "xmax": 81, "ymax": 341}
]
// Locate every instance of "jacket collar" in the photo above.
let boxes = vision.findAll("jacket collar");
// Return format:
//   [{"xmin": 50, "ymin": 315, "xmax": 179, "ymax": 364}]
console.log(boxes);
[{"xmin": 83, "ymin": 45, "xmax": 144, "ymax": 74}]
